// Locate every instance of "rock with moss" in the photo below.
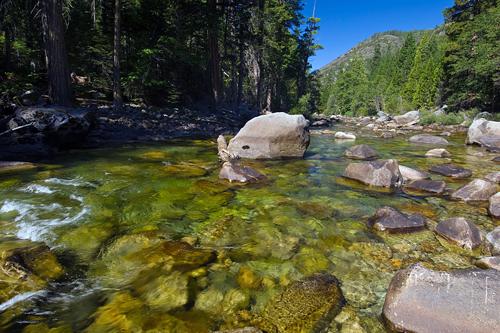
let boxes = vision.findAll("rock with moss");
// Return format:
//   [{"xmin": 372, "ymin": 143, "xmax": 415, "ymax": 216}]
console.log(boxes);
[
  {"xmin": 0, "ymin": 238, "xmax": 63, "ymax": 303},
  {"xmin": 368, "ymin": 207, "xmax": 426, "ymax": 233},
  {"xmin": 258, "ymin": 274, "xmax": 345, "ymax": 333}
]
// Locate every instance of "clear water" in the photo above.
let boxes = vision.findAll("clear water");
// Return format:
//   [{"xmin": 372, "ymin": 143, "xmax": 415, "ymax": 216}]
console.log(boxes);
[{"xmin": 0, "ymin": 127, "xmax": 497, "ymax": 332}]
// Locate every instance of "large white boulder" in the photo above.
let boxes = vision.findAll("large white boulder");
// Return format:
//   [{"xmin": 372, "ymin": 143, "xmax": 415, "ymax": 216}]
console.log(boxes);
[
  {"xmin": 227, "ymin": 113, "xmax": 310, "ymax": 159},
  {"xmin": 466, "ymin": 118, "xmax": 500, "ymax": 150}
]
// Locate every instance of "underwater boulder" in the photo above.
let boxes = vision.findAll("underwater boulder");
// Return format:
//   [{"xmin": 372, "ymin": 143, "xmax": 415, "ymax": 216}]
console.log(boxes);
[
  {"xmin": 334, "ymin": 131, "xmax": 356, "ymax": 140},
  {"xmin": 344, "ymin": 144, "xmax": 379, "ymax": 160},
  {"xmin": 399, "ymin": 165, "xmax": 431, "ymax": 183},
  {"xmin": 409, "ymin": 134, "xmax": 448, "ymax": 145},
  {"xmin": 219, "ymin": 162, "xmax": 266, "ymax": 183},
  {"xmin": 343, "ymin": 159, "xmax": 403, "ymax": 188},
  {"xmin": 368, "ymin": 207, "xmax": 426, "ymax": 233},
  {"xmin": 227, "ymin": 112, "xmax": 310, "ymax": 159},
  {"xmin": 425, "ymin": 148, "xmax": 451, "ymax": 158},
  {"xmin": 435, "ymin": 217, "xmax": 482, "ymax": 250},
  {"xmin": 404, "ymin": 179, "xmax": 447, "ymax": 195},
  {"xmin": 258, "ymin": 274, "xmax": 345, "ymax": 333},
  {"xmin": 383, "ymin": 263, "xmax": 500, "ymax": 333}
]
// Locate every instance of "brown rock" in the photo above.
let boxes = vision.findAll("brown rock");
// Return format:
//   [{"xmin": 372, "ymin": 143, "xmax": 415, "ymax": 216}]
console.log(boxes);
[
  {"xmin": 451, "ymin": 179, "xmax": 497, "ymax": 202},
  {"xmin": 344, "ymin": 144, "xmax": 378, "ymax": 160},
  {"xmin": 429, "ymin": 164, "xmax": 472, "ymax": 179},
  {"xmin": 343, "ymin": 159, "xmax": 403, "ymax": 188},
  {"xmin": 435, "ymin": 217, "xmax": 482, "ymax": 250},
  {"xmin": 369, "ymin": 206, "xmax": 426, "ymax": 233},
  {"xmin": 404, "ymin": 179, "xmax": 447, "ymax": 195},
  {"xmin": 476, "ymin": 256, "xmax": 500, "ymax": 270}
]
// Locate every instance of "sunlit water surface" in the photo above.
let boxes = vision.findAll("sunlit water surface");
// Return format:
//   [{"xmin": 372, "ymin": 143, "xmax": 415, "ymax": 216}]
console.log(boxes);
[{"xmin": 0, "ymin": 127, "xmax": 498, "ymax": 332}]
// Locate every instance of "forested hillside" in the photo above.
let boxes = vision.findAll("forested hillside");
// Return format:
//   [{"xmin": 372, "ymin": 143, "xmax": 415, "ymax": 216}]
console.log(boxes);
[
  {"xmin": 0, "ymin": 0, "xmax": 320, "ymax": 113},
  {"xmin": 319, "ymin": 0, "xmax": 499, "ymax": 116}
]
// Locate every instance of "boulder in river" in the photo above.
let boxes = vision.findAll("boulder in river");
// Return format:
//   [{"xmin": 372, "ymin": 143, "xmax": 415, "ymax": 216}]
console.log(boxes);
[
  {"xmin": 334, "ymin": 131, "xmax": 356, "ymax": 140},
  {"xmin": 343, "ymin": 159, "xmax": 403, "ymax": 188},
  {"xmin": 425, "ymin": 148, "xmax": 451, "ymax": 158},
  {"xmin": 475, "ymin": 256, "xmax": 500, "ymax": 271},
  {"xmin": 219, "ymin": 162, "xmax": 265, "ymax": 183},
  {"xmin": 259, "ymin": 274, "xmax": 344, "ymax": 333},
  {"xmin": 489, "ymin": 192, "xmax": 500, "ymax": 218},
  {"xmin": 466, "ymin": 118, "xmax": 500, "ymax": 148},
  {"xmin": 435, "ymin": 217, "xmax": 482, "ymax": 250},
  {"xmin": 399, "ymin": 165, "xmax": 430, "ymax": 182},
  {"xmin": 344, "ymin": 144, "xmax": 378, "ymax": 160},
  {"xmin": 493, "ymin": 156, "xmax": 500, "ymax": 164},
  {"xmin": 451, "ymin": 179, "xmax": 498, "ymax": 202},
  {"xmin": 485, "ymin": 172, "xmax": 500, "ymax": 184},
  {"xmin": 478, "ymin": 135, "xmax": 500, "ymax": 152},
  {"xmin": 409, "ymin": 134, "xmax": 449, "ymax": 145},
  {"xmin": 383, "ymin": 263, "xmax": 500, "ymax": 333},
  {"xmin": 486, "ymin": 227, "xmax": 500, "ymax": 255},
  {"xmin": 429, "ymin": 163, "xmax": 472, "ymax": 179},
  {"xmin": 404, "ymin": 179, "xmax": 447, "ymax": 195},
  {"xmin": 394, "ymin": 110, "xmax": 420, "ymax": 125},
  {"xmin": 227, "ymin": 112, "xmax": 310, "ymax": 159},
  {"xmin": 369, "ymin": 206, "xmax": 426, "ymax": 233}
]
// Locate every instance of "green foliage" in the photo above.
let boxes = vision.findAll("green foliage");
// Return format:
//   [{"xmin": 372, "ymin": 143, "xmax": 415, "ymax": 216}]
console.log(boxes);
[
  {"xmin": 419, "ymin": 110, "xmax": 465, "ymax": 125},
  {"xmin": 443, "ymin": 0, "xmax": 499, "ymax": 112}
]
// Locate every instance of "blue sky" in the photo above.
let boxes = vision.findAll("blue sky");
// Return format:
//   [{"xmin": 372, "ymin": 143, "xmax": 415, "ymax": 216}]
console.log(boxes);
[{"xmin": 302, "ymin": 0, "xmax": 454, "ymax": 70}]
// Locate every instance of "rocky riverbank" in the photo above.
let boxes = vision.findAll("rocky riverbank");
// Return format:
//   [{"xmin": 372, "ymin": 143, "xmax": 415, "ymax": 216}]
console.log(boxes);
[{"xmin": 0, "ymin": 104, "xmax": 258, "ymax": 161}]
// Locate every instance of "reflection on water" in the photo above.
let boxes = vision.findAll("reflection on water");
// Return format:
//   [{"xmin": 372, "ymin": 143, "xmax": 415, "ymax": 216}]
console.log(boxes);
[{"xmin": 0, "ymin": 129, "xmax": 497, "ymax": 332}]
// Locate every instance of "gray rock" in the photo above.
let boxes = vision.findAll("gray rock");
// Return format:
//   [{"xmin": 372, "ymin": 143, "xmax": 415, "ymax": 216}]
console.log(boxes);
[
  {"xmin": 489, "ymin": 192, "xmax": 500, "ymax": 218},
  {"xmin": 476, "ymin": 256, "xmax": 500, "ymax": 271},
  {"xmin": 479, "ymin": 135, "xmax": 500, "ymax": 152},
  {"xmin": 429, "ymin": 164, "xmax": 472, "ymax": 179},
  {"xmin": 409, "ymin": 134, "xmax": 449, "ymax": 145},
  {"xmin": 493, "ymin": 156, "xmax": 500, "ymax": 164},
  {"xmin": 227, "ymin": 112, "xmax": 310, "ymax": 159},
  {"xmin": 344, "ymin": 144, "xmax": 379, "ymax": 160},
  {"xmin": 404, "ymin": 179, "xmax": 447, "ymax": 195},
  {"xmin": 399, "ymin": 165, "xmax": 431, "ymax": 182},
  {"xmin": 219, "ymin": 162, "xmax": 265, "ymax": 183},
  {"xmin": 486, "ymin": 227, "xmax": 500, "ymax": 255},
  {"xmin": 485, "ymin": 172, "xmax": 500, "ymax": 184},
  {"xmin": 466, "ymin": 118, "xmax": 500, "ymax": 147},
  {"xmin": 383, "ymin": 263, "xmax": 500, "ymax": 333},
  {"xmin": 435, "ymin": 217, "xmax": 482, "ymax": 250},
  {"xmin": 451, "ymin": 179, "xmax": 498, "ymax": 202},
  {"xmin": 394, "ymin": 110, "xmax": 420, "ymax": 125},
  {"xmin": 425, "ymin": 148, "xmax": 451, "ymax": 158},
  {"xmin": 343, "ymin": 159, "xmax": 403, "ymax": 188},
  {"xmin": 369, "ymin": 206, "xmax": 426, "ymax": 233}
]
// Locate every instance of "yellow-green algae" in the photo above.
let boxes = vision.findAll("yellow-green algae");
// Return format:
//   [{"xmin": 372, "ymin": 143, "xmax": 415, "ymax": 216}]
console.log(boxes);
[{"xmin": 0, "ymin": 130, "xmax": 498, "ymax": 332}]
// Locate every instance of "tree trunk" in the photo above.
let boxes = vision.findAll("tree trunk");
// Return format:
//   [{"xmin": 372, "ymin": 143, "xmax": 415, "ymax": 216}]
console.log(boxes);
[
  {"xmin": 113, "ymin": 0, "xmax": 123, "ymax": 109},
  {"xmin": 256, "ymin": 0, "xmax": 265, "ymax": 112},
  {"xmin": 236, "ymin": 21, "xmax": 245, "ymax": 107},
  {"xmin": 207, "ymin": 0, "xmax": 222, "ymax": 106},
  {"xmin": 41, "ymin": 0, "xmax": 73, "ymax": 106}
]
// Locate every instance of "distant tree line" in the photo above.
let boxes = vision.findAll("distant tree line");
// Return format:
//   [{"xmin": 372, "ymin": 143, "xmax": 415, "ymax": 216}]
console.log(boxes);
[
  {"xmin": 0, "ymin": 0, "xmax": 320, "ymax": 113},
  {"xmin": 320, "ymin": 0, "xmax": 498, "ymax": 116}
]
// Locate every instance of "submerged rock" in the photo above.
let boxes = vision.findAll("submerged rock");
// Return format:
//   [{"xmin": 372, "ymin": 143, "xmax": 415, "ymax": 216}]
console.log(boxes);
[
  {"xmin": 409, "ymin": 134, "xmax": 448, "ymax": 145},
  {"xmin": 489, "ymin": 192, "xmax": 500, "ymax": 218},
  {"xmin": 486, "ymin": 227, "xmax": 500, "ymax": 255},
  {"xmin": 227, "ymin": 112, "xmax": 310, "ymax": 159},
  {"xmin": 259, "ymin": 274, "xmax": 345, "ymax": 333},
  {"xmin": 404, "ymin": 179, "xmax": 447, "ymax": 195},
  {"xmin": 485, "ymin": 172, "xmax": 500, "ymax": 184},
  {"xmin": 475, "ymin": 256, "xmax": 500, "ymax": 270},
  {"xmin": 214, "ymin": 328, "xmax": 262, "ymax": 333},
  {"xmin": 134, "ymin": 271, "xmax": 190, "ymax": 311},
  {"xmin": 219, "ymin": 162, "xmax": 265, "ymax": 183},
  {"xmin": 435, "ymin": 217, "xmax": 482, "ymax": 250},
  {"xmin": 343, "ymin": 159, "xmax": 403, "ymax": 188},
  {"xmin": 0, "ymin": 239, "xmax": 63, "ymax": 303},
  {"xmin": 163, "ymin": 162, "xmax": 209, "ymax": 177},
  {"xmin": 493, "ymin": 156, "xmax": 500, "ymax": 164},
  {"xmin": 383, "ymin": 263, "xmax": 500, "ymax": 333},
  {"xmin": 425, "ymin": 148, "xmax": 451, "ymax": 158},
  {"xmin": 429, "ymin": 164, "xmax": 472, "ymax": 179},
  {"xmin": 368, "ymin": 206, "xmax": 426, "ymax": 233},
  {"xmin": 344, "ymin": 144, "xmax": 378, "ymax": 160},
  {"xmin": 399, "ymin": 165, "xmax": 430, "ymax": 182},
  {"xmin": 334, "ymin": 132, "xmax": 356, "ymax": 140},
  {"xmin": 451, "ymin": 179, "xmax": 497, "ymax": 202},
  {"xmin": 466, "ymin": 118, "xmax": 500, "ymax": 147}
]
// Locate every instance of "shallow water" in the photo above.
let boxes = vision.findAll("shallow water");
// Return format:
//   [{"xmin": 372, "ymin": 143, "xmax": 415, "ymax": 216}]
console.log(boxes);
[{"xmin": 0, "ymin": 127, "xmax": 498, "ymax": 332}]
